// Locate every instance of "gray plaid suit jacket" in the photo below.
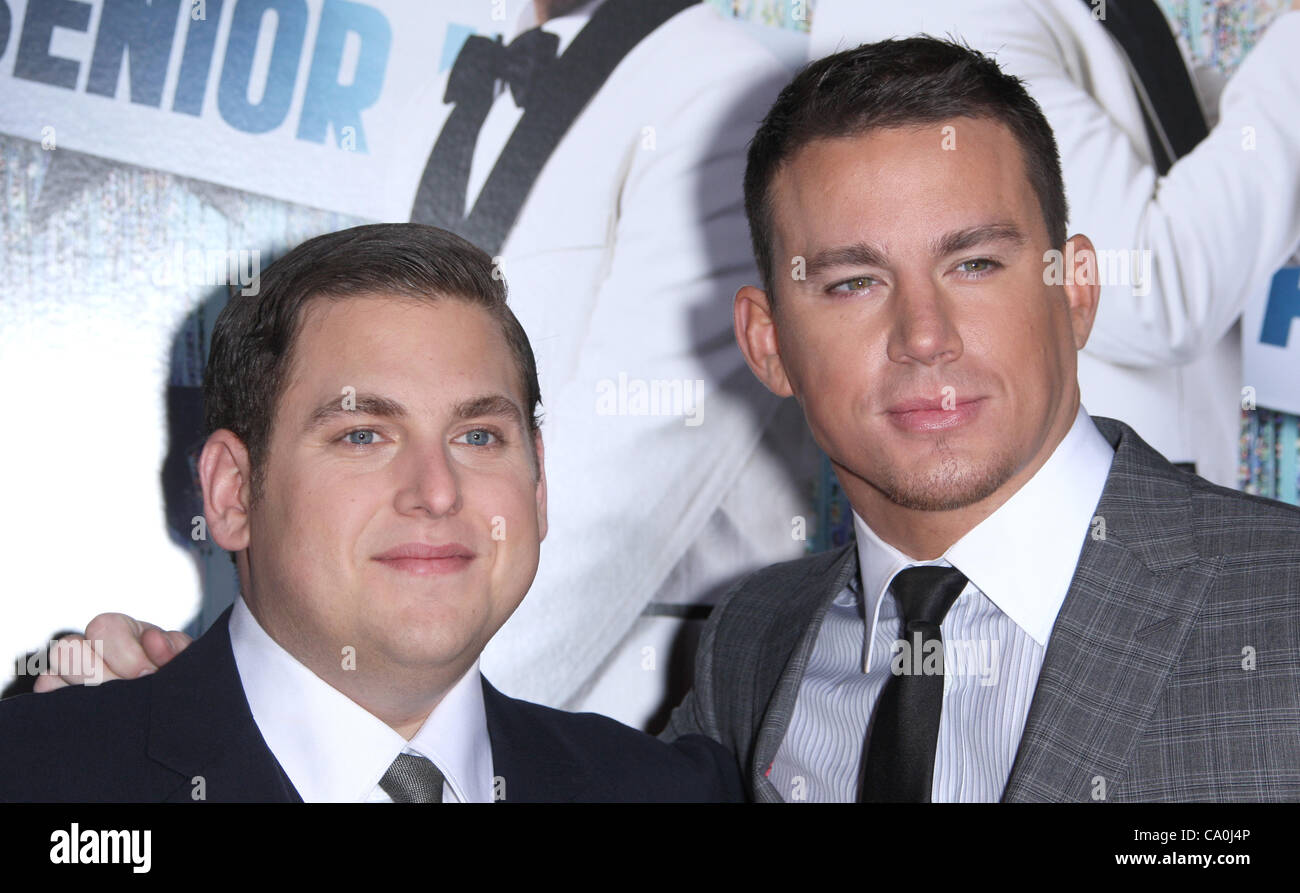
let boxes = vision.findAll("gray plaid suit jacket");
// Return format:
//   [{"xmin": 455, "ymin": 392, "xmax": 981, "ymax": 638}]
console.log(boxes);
[{"xmin": 664, "ymin": 416, "xmax": 1300, "ymax": 801}]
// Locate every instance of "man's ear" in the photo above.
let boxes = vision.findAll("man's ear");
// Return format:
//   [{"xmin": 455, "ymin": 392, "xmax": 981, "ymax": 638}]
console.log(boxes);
[
  {"xmin": 532, "ymin": 428, "xmax": 548, "ymax": 543},
  {"xmin": 734, "ymin": 285, "xmax": 795, "ymax": 398},
  {"xmin": 1062, "ymin": 233, "xmax": 1101, "ymax": 350},
  {"xmin": 198, "ymin": 430, "xmax": 252, "ymax": 553}
]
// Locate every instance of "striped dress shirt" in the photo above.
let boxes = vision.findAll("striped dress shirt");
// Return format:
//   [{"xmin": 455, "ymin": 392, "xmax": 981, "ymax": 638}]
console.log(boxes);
[{"xmin": 769, "ymin": 406, "xmax": 1116, "ymax": 802}]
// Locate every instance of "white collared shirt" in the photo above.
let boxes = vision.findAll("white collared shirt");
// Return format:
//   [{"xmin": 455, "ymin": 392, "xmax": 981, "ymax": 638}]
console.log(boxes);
[
  {"xmin": 769, "ymin": 405, "xmax": 1116, "ymax": 802},
  {"xmin": 228, "ymin": 597, "xmax": 495, "ymax": 803}
]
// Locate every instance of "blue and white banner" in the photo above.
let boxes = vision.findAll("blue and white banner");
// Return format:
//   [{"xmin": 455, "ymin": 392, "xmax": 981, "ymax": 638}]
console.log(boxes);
[
  {"xmin": 0, "ymin": 0, "xmax": 507, "ymax": 219},
  {"xmin": 1244, "ymin": 267, "xmax": 1300, "ymax": 416}
]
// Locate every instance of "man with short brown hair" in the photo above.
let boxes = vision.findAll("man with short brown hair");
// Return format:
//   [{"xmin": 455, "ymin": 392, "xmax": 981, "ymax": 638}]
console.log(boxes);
[{"xmin": 0, "ymin": 223, "xmax": 740, "ymax": 803}]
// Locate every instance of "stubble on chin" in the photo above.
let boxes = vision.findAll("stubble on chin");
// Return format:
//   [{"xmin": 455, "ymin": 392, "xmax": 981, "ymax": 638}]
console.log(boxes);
[{"xmin": 875, "ymin": 435, "xmax": 1020, "ymax": 512}]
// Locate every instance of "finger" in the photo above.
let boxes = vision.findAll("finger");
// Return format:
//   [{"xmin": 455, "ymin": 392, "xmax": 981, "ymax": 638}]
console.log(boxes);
[
  {"xmin": 32, "ymin": 672, "xmax": 70, "ymax": 693},
  {"xmin": 43, "ymin": 632, "xmax": 85, "ymax": 678},
  {"xmin": 83, "ymin": 613, "xmax": 159, "ymax": 681},
  {"xmin": 44, "ymin": 634, "xmax": 110, "ymax": 686},
  {"xmin": 140, "ymin": 627, "xmax": 192, "ymax": 669}
]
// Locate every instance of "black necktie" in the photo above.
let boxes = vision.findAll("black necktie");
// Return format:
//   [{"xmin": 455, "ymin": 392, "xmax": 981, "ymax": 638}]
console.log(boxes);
[
  {"xmin": 858, "ymin": 565, "xmax": 969, "ymax": 803},
  {"xmin": 411, "ymin": 28, "xmax": 560, "ymax": 230}
]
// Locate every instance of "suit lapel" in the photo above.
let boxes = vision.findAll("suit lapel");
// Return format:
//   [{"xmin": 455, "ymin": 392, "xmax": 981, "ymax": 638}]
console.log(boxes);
[
  {"xmin": 749, "ymin": 543, "xmax": 859, "ymax": 802},
  {"xmin": 1003, "ymin": 417, "xmax": 1224, "ymax": 801},
  {"xmin": 147, "ymin": 609, "xmax": 301, "ymax": 803}
]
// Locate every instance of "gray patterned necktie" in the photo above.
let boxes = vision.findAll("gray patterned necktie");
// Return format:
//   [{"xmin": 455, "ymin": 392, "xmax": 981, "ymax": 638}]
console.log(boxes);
[{"xmin": 379, "ymin": 753, "xmax": 445, "ymax": 803}]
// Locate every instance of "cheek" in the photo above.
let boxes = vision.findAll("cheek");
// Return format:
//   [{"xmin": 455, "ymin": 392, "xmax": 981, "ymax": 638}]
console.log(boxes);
[
  {"xmin": 477, "ymin": 493, "xmax": 541, "ymax": 620},
  {"xmin": 808, "ymin": 334, "xmax": 881, "ymax": 406},
  {"xmin": 493, "ymin": 503, "xmax": 541, "ymax": 564},
  {"xmin": 992, "ymin": 300, "xmax": 1060, "ymax": 375},
  {"xmin": 784, "ymin": 315, "xmax": 863, "ymax": 389},
  {"xmin": 783, "ymin": 319, "xmax": 882, "ymax": 423},
  {"xmin": 275, "ymin": 474, "xmax": 375, "ymax": 570},
  {"xmin": 469, "ymin": 475, "xmax": 541, "ymax": 554}
]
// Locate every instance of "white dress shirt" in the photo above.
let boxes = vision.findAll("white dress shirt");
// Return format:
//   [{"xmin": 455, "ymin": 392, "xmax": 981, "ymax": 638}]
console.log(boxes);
[
  {"xmin": 769, "ymin": 406, "xmax": 1116, "ymax": 801},
  {"xmin": 228, "ymin": 597, "xmax": 495, "ymax": 803}
]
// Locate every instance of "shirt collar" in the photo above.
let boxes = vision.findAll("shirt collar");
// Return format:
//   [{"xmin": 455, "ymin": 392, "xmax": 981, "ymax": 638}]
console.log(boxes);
[
  {"xmin": 229, "ymin": 597, "xmax": 494, "ymax": 803},
  {"xmin": 854, "ymin": 405, "xmax": 1115, "ymax": 662}
]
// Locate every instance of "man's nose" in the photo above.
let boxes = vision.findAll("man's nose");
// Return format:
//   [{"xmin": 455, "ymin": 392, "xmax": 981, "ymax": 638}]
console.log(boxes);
[
  {"xmin": 394, "ymin": 442, "xmax": 463, "ymax": 518},
  {"xmin": 885, "ymin": 273, "xmax": 964, "ymax": 367}
]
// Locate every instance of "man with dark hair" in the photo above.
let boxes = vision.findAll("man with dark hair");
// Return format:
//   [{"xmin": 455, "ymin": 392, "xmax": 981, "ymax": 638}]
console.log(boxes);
[
  {"xmin": 663, "ymin": 36, "xmax": 1300, "ymax": 802},
  {"xmin": 743, "ymin": 37, "xmax": 1070, "ymax": 296},
  {"xmin": 201, "ymin": 224, "xmax": 544, "ymax": 504},
  {"xmin": 0, "ymin": 223, "xmax": 741, "ymax": 803},
  {"xmin": 811, "ymin": 0, "xmax": 1300, "ymax": 493}
]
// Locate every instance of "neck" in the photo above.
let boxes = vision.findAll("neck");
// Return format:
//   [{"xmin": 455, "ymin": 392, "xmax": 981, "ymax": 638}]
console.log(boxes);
[
  {"xmin": 842, "ymin": 397, "xmax": 1080, "ymax": 559},
  {"xmin": 241, "ymin": 597, "xmax": 461, "ymax": 741},
  {"xmin": 846, "ymin": 479, "xmax": 1006, "ymax": 560},
  {"xmin": 327, "ymin": 672, "xmax": 449, "ymax": 741},
  {"xmin": 306, "ymin": 657, "xmax": 456, "ymax": 741},
  {"xmin": 534, "ymin": 0, "xmax": 586, "ymax": 24}
]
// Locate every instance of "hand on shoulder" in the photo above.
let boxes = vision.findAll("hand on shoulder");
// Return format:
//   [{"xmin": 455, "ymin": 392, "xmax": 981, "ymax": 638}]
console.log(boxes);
[{"xmin": 32, "ymin": 613, "xmax": 192, "ymax": 692}]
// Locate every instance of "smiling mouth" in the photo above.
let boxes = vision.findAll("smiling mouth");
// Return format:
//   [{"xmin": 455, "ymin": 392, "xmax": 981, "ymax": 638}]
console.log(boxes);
[{"xmin": 372, "ymin": 543, "xmax": 476, "ymax": 576}]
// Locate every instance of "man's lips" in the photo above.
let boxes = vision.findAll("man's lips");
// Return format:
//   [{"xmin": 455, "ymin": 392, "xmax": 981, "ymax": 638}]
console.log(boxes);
[
  {"xmin": 373, "ymin": 542, "xmax": 475, "ymax": 575},
  {"xmin": 885, "ymin": 396, "xmax": 986, "ymax": 433}
]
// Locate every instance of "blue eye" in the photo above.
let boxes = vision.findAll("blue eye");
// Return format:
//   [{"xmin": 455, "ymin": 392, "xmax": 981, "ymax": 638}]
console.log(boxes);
[
  {"xmin": 459, "ymin": 428, "xmax": 499, "ymax": 446},
  {"xmin": 344, "ymin": 429, "xmax": 381, "ymax": 446}
]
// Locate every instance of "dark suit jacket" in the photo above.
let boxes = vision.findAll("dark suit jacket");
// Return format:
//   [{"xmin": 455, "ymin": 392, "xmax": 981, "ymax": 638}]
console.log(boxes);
[
  {"xmin": 664, "ymin": 416, "xmax": 1300, "ymax": 802},
  {"xmin": 0, "ymin": 609, "xmax": 742, "ymax": 802}
]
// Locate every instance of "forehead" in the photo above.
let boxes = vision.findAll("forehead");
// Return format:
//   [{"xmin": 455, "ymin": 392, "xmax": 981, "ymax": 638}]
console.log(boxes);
[
  {"xmin": 770, "ymin": 118, "xmax": 1044, "ymax": 254},
  {"xmin": 283, "ymin": 294, "xmax": 523, "ymax": 409}
]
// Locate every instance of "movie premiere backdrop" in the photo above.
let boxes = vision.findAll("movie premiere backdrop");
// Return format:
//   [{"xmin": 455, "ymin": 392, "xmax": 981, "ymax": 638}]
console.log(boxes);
[{"xmin": 0, "ymin": 0, "xmax": 1295, "ymax": 724}]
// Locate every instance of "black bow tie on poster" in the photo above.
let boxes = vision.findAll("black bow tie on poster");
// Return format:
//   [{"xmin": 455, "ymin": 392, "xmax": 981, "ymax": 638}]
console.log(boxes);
[
  {"xmin": 458, "ymin": 28, "xmax": 561, "ymax": 111},
  {"xmin": 410, "ymin": 0, "xmax": 698, "ymax": 257},
  {"xmin": 1080, "ymin": 0, "xmax": 1209, "ymax": 175}
]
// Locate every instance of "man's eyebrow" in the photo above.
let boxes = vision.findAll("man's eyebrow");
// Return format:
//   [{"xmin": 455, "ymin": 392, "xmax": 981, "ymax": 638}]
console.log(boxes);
[
  {"xmin": 305, "ymin": 393, "xmax": 406, "ymax": 432},
  {"xmin": 803, "ymin": 242, "xmax": 890, "ymax": 279},
  {"xmin": 456, "ymin": 394, "xmax": 525, "ymax": 428},
  {"xmin": 800, "ymin": 224, "xmax": 1029, "ymax": 281},
  {"xmin": 931, "ymin": 223, "xmax": 1027, "ymax": 257}
]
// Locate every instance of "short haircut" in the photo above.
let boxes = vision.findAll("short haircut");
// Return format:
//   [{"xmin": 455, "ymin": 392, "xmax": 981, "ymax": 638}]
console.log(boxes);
[
  {"xmin": 203, "ymin": 223, "xmax": 542, "ymax": 502},
  {"xmin": 743, "ymin": 36, "xmax": 1069, "ymax": 298}
]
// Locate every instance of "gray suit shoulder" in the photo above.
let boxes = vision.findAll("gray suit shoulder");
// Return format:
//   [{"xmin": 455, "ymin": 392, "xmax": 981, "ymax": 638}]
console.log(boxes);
[
  {"xmin": 1186, "ymin": 471, "xmax": 1300, "ymax": 560},
  {"xmin": 710, "ymin": 543, "xmax": 855, "ymax": 627},
  {"xmin": 1093, "ymin": 414, "xmax": 1300, "ymax": 556}
]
